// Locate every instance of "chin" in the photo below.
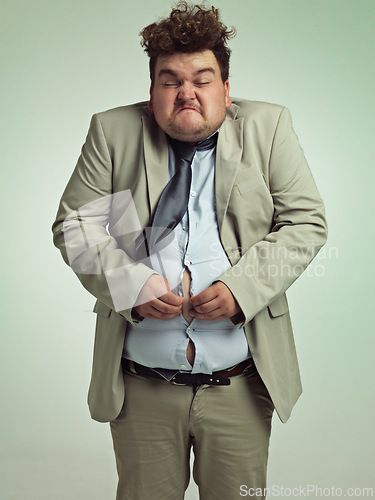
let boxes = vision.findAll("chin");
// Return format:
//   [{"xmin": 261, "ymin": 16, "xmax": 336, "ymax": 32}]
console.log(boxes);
[
  {"xmin": 172, "ymin": 132, "xmax": 205, "ymax": 142},
  {"xmin": 165, "ymin": 115, "xmax": 204, "ymax": 140},
  {"xmin": 167, "ymin": 124, "xmax": 214, "ymax": 143}
]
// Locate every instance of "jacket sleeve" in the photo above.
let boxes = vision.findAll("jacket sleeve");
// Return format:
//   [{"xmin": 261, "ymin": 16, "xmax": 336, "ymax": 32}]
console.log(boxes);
[
  {"xmin": 52, "ymin": 113, "xmax": 155, "ymax": 322},
  {"xmin": 218, "ymin": 107, "xmax": 328, "ymax": 324}
]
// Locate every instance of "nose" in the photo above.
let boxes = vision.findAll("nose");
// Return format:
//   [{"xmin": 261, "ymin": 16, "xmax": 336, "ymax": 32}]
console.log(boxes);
[{"xmin": 177, "ymin": 82, "xmax": 196, "ymax": 101}]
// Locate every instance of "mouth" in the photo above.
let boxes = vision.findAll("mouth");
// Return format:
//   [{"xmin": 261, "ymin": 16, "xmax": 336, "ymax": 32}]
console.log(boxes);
[{"xmin": 176, "ymin": 106, "xmax": 201, "ymax": 114}]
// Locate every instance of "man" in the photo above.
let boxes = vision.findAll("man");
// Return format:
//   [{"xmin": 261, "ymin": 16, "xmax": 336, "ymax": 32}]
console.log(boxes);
[{"xmin": 52, "ymin": 3, "xmax": 327, "ymax": 499}]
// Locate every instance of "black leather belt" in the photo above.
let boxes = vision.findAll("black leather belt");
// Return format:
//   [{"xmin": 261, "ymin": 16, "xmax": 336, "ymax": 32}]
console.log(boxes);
[{"xmin": 122, "ymin": 358, "xmax": 254, "ymax": 386}]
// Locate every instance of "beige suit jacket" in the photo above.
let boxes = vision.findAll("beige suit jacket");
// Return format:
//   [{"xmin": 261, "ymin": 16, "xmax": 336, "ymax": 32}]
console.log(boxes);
[{"xmin": 52, "ymin": 99, "xmax": 327, "ymax": 423}]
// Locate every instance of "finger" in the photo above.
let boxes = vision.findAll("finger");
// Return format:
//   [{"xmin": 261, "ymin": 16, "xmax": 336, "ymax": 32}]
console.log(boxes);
[
  {"xmin": 141, "ymin": 311, "xmax": 181, "ymax": 320},
  {"xmin": 136, "ymin": 295, "xmax": 182, "ymax": 313},
  {"xmin": 190, "ymin": 296, "xmax": 221, "ymax": 314},
  {"xmin": 190, "ymin": 306, "xmax": 224, "ymax": 321},
  {"xmin": 192, "ymin": 303, "xmax": 241, "ymax": 320},
  {"xmin": 148, "ymin": 310, "xmax": 181, "ymax": 319},
  {"xmin": 151, "ymin": 297, "xmax": 182, "ymax": 314},
  {"xmin": 159, "ymin": 291, "xmax": 185, "ymax": 306},
  {"xmin": 189, "ymin": 287, "xmax": 218, "ymax": 307},
  {"xmin": 136, "ymin": 302, "xmax": 181, "ymax": 319}
]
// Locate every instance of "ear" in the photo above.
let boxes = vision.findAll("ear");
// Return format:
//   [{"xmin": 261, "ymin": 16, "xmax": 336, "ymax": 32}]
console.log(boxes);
[
  {"xmin": 224, "ymin": 80, "xmax": 232, "ymax": 109},
  {"xmin": 147, "ymin": 85, "xmax": 153, "ymax": 112}
]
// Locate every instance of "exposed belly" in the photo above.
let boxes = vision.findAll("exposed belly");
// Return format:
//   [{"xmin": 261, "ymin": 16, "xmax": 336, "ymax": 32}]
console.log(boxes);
[
  {"xmin": 182, "ymin": 268, "xmax": 193, "ymax": 323},
  {"xmin": 182, "ymin": 268, "xmax": 195, "ymax": 365}
]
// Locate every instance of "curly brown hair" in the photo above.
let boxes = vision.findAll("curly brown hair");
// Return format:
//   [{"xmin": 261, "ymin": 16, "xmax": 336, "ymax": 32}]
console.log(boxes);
[{"xmin": 140, "ymin": 2, "xmax": 236, "ymax": 83}]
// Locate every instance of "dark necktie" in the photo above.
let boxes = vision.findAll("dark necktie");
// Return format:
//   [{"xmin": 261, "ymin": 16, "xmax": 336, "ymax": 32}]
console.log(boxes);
[{"xmin": 135, "ymin": 132, "xmax": 218, "ymax": 261}]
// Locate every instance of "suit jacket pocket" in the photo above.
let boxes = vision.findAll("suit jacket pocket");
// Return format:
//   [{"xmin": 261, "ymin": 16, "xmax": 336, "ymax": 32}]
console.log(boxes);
[
  {"xmin": 93, "ymin": 300, "xmax": 112, "ymax": 317},
  {"xmin": 267, "ymin": 294, "xmax": 289, "ymax": 318},
  {"xmin": 236, "ymin": 174, "xmax": 266, "ymax": 195}
]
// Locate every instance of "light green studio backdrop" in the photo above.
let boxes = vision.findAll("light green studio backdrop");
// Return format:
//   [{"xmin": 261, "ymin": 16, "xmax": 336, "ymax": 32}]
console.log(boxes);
[{"xmin": 1, "ymin": 0, "xmax": 374, "ymax": 498}]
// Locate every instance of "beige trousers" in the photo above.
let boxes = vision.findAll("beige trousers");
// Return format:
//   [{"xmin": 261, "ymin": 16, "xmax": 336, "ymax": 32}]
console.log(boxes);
[{"xmin": 110, "ymin": 364, "xmax": 274, "ymax": 500}]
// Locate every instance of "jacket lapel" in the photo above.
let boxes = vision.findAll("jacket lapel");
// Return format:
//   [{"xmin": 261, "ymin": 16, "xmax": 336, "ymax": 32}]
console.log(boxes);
[
  {"xmin": 142, "ymin": 114, "xmax": 169, "ymax": 215},
  {"xmin": 215, "ymin": 104, "xmax": 243, "ymax": 231}
]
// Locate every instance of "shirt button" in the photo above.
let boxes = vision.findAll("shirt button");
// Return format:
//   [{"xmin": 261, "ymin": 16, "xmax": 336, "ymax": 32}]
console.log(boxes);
[
  {"xmin": 184, "ymin": 259, "xmax": 192, "ymax": 266},
  {"xmin": 182, "ymin": 225, "xmax": 189, "ymax": 231},
  {"xmin": 186, "ymin": 326, "xmax": 193, "ymax": 333},
  {"xmin": 180, "ymin": 364, "xmax": 187, "ymax": 370},
  {"xmin": 190, "ymin": 190, "xmax": 196, "ymax": 197}
]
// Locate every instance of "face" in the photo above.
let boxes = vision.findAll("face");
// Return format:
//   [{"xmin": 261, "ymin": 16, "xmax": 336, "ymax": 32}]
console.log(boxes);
[{"xmin": 148, "ymin": 50, "xmax": 231, "ymax": 143}]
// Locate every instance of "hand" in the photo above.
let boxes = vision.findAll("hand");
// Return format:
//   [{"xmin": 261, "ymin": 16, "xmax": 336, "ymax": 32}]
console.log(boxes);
[
  {"xmin": 189, "ymin": 281, "xmax": 241, "ymax": 321},
  {"xmin": 133, "ymin": 275, "xmax": 184, "ymax": 320}
]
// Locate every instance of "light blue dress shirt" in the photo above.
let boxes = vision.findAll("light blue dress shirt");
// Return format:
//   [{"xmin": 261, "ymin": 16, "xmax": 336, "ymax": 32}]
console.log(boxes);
[{"xmin": 123, "ymin": 143, "xmax": 251, "ymax": 374}]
